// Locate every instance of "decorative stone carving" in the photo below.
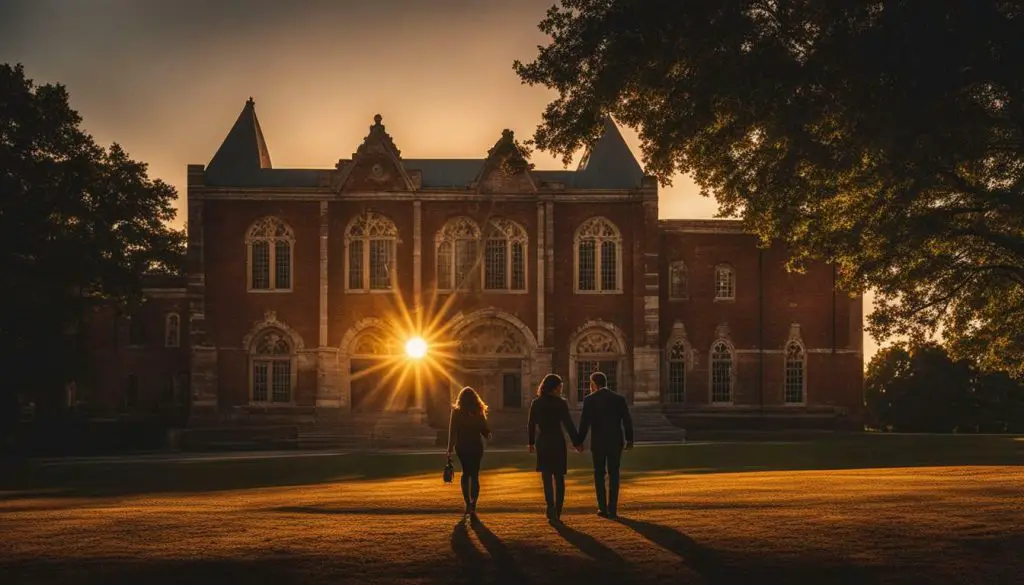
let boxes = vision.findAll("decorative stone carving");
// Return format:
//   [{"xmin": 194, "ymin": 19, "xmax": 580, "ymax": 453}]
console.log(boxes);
[
  {"xmin": 436, "ymin": 216, "xmax": 481, "ymax": 242},
  {"xmin": 577, "ymin": 330, "xmax": 617, "ymax": 354},
  {"xmin": 253, "ymin": 330, "xmax": 291, "ymax": 356},
  {"xmin": 246, "ymin": 216, "xmax": 294, "ymax": 241},
  {"xmin": 242, "ymin": 310, "xmax": 305, "ymax": 352},
  {"xmin": 485, "ymin": 217, "xmax": 528, "ymax": 241},
  {"xmin": 346, "ymin": 211, "xmax": 398, "ymax": 238},
  {"xmin": 714, "ymin": 322, "xmax": 732, "ymax": 341},
  {"xmin": 458, "ymin": 322, "xmax": 526, "ymax": 355},
  {"xmin": 668, "ymin": 339, "xmax": 687, "ymax": 361},
  {"xmin": 788, "ymin": 323, "xmax": 803, "ymax": 344},
  {"xmin": 352, "ymin": 331, "xmax": 395, "ymax": 356},
  {"xmin": 576, "ymin": 216, "xmax": 621, "ymax": 240}
]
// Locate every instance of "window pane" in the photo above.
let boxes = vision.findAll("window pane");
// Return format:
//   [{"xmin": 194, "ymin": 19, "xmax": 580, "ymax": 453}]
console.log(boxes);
[
  {"xmin": 165, "ymin": 315, "xmax": 179, "ymax": 347},
  {"xmin": 785, "ymin": 344, "xmax": 805, "ymax": 403},
  {"xmin": 274, "ymin": 240, "xmax": 291, "ymax": 289},
  {"xmin": 271, "ymin": 361, "xmax": 291, "ymax": 402},
  {"xmin": 251, "ymin": 241, "xmax": 270, "ymax": 289},
  {"xmin": 252, "ymin": 361, "xmax": 269, "ymax": 402},
  {"xmin": 578, "ymin": 240, "xmax": 596, "ymax": 290},
  {"xmin": 600, "ymin": 241, "xmax": 617, "ymax": 291},
  {"xmin": 511, "ymin": 242, "xmax": 526, "ymax": 290},
  {"xmin": 711, "ymin": 344, "xmax": 732, "ymax": 402},
  {"xmin": 348, "ymin": 240, "xmax": 364, "ymax": 290},
  {"xmin": 575, "ymin": 360, "xmax": 596, "ymax": 402},
  {"xmin": 455, "ymin": 239, "xmax": 477, "ymax": 289},
  {"xmin": 716, "ymin": 267, "xmax": 734, "ymax": 299},
  {"xmin": 668, "ymin": 361, "xmax": 685, "ymax": 403},
  {"xmin": 369, "ymin": 239, "xmax": 393, "ymax": 290},
  {"xmin": 437, "ymin": 241, "xmax": 452, "ymax": 289},
  {"xmin": 484, "ymin": 239, "xmax": 507, "ymax": 290},
  {"xmin": 670, "ymin": 265, "xmax": 687, "ymax": 299},
  {"xmin": 600, "ymin": 361, "xmax": 618, "ymax": 393}
]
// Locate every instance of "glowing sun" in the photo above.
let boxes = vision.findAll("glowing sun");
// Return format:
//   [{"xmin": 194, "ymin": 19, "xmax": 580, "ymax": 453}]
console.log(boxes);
[{"xmin": 405, "ymin": 336, "xmax": 428, "ymax": 360}]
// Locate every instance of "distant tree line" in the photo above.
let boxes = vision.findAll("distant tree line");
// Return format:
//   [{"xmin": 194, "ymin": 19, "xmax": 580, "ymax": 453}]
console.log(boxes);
[{"xmin": 865, "ymin": 342, "xmax": 1024, "ymax": 433}]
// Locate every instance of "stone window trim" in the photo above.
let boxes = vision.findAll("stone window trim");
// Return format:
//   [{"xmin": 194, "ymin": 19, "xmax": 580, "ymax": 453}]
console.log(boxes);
[
  {"xmin": 573, "ymin": 216, "xmax": 623, "ymax": 295},
  {"xmin": 242, "ymin": 311, "xmax": 304, "ymax": 406},
  {"xmin": 481, "ymin": 217, "xmax": 529, "ymax": 294},
  {"xmin": 668, "ymin": 261, "xmax": 688, "ymax": 301},
  {"xmin": 247, "ymin": 328, "xmax": 298, "ymax": 405},
  {"xmin": 708, "ymin": 338, "xmax": 736, "ymax": 405},
  {"xmin": 164, "ymin": 312, "xmax": 180, "ymax": 348},
  {"xmin": 435, "ymin": 215, "xmax": 483, "ymax": 292},
  {"xmin": 783, "ymin": 339, "xmax": 807, "ymax": 406},
  {"xmin": 245, "ymin": 216, "xmax": 295, "ymax": 293},
  {"xmin": 567, "ymin": 320, "xmax": 628, "ymax": 407},
  {"xmin": 665, "ymin": 335, "xmax": 689, "ymax": 403},
  {"xmin": 713, "ymin": 263, "xmax": 736, "ymax": 302},
  {"xmin": 343, "ymin": 211, "xmax": 400, "ymax": 294}
]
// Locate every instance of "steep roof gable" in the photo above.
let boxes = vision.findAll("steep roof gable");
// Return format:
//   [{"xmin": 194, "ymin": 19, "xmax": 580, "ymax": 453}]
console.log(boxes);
[
  {"xmin": 335, "ymin": 114, "xmax": 415, "ymax": 192},
  {"xmin": 471, "ymin": 129, "xmax": 537, "ymax": 193},
  {"xmin": 574, "ymin": 116, "xmax": 645, "ymax": 189},
  {"xmin": 206, "ymin": 98, "xmax": 272, "ymax": 180}
]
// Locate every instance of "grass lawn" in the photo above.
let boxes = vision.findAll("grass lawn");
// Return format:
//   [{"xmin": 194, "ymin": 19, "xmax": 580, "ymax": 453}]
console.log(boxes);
[{"xmin": 1, "ymin": 435, "xmax": 1022, "ymax": 584}]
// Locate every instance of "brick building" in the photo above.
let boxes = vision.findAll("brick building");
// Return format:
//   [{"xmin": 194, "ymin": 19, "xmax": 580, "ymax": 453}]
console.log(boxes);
[{"xmin": 166, "ymin": 99, "xmax": 862, "ymax": 445}]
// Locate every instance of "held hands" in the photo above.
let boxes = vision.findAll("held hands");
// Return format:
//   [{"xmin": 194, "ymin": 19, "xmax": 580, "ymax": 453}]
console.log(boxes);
[
  {"xmin": 528, "ymin": 444, "xmax": 535, "ymax": 454},
  {"xmin": 574, "ymin": 444, "xmax": 584, "ymax": 453}
]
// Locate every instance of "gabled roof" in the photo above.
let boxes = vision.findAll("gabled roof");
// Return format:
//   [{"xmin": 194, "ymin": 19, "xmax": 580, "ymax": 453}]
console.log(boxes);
[
  {"xmin": 206, "ymin": 98, "xmax": 273, "ymax": 182},
  {"xmin": 574, "ymin": 116, "xmax": 645, "ymax": 189}
]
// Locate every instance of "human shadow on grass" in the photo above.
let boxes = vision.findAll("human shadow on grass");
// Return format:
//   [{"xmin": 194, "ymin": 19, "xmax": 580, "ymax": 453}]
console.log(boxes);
[
  {"xmin": 550, "ymin": 521, "xmax": 634, "ymax": 580},
  {"xmin": 450, "ymin": 518, "xmax": 532, "ymax": 585},
  {"xmin": 613, "ymin": 516, "xmax": 890, "ymax": 585}
]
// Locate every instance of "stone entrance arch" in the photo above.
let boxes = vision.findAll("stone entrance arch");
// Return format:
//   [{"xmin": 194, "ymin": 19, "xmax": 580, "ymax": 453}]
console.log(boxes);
[
  {"xmin": 338, "ymin": 318, "xmax": 414, "ymax": 412},
  {"xmin": 448, "ymin": 309, "xmax": 539, "ymax": 411},
  {"xmin": 568, "ymin": 320, "xmax": 629, "ymax": 406}
]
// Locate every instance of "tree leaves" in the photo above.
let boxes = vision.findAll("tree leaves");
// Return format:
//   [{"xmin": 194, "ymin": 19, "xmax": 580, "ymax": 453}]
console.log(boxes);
[{"xmin": 516, "ymin": 1, "xmax": 1024, "ymax": 378}]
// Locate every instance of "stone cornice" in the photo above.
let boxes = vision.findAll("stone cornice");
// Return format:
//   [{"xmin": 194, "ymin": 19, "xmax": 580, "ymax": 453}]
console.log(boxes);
[
  {"xmin": 658, "ymin": 219, "xmax": 749, "ymax": 234},
  {"xmin": 188, "ymin": 188, "xmax": 656, "ymax": 202}
]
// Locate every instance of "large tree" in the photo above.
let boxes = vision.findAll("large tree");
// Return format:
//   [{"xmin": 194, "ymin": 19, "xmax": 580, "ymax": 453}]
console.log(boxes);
[
  {"xmin": 515, "ymin": 1, "xmax": 1024, "ymax": 377},
  {"xmin": 0, "ymin": 64, "xmax": 184, "ymax": 435}
]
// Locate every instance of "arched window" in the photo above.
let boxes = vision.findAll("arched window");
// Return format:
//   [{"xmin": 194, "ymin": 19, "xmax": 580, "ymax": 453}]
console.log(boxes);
[
  {"xmin": 164, "ymin": 313, "xmax": 180, "ymax": 348},
  {"xmin": 483, "ymin": 218, "xmax": 528, "ymax": 291},
  {"xmin": 246, "ymin": 217, "xmax": 294, "ymax": 291},
  {"xmin": 668, "ymin": 261, "xmax": 688, "ymax": 300},
  {"xmin": 714, "ymin": 264, "xmax": 735, "ymax": 300},
  {"xmin": 784, "ymin": 341, "xmax": 806, "ymax": 404},
  {"xmin": 573, "ymin": 329, "xmax": 622, "ymax": 403},
  {"xmin": 345, "ymin": 211, "xmax": 398, "ymax": 291},
  {"xmin": 436, "ymin": 216, "xmax": 482, "ymax": 291},
  {"xmin": 575, "ymin": 217, "xmax": 622, "ymax": 293},
  {"xmin": 667, "ymin": 339, "xmax": 686, "ymax": 403},
  {"xmin": 250, "ymin": 329, "xmax": 294, "ymax": 403},
  {"xmin": 710, "ymin": 340, "xmax": 733, "ymax": 403}
]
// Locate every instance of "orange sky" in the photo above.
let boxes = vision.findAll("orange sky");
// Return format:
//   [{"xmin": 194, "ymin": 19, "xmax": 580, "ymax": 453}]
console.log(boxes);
[{"xmin": 0, "ymin": 0, "xmax": 881, "ymax": 363}]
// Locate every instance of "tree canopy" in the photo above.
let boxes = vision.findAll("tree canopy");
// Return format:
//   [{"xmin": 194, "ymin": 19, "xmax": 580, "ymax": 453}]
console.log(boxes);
[
  {"xmin": 0, "ymin": 63, "xmax": 184, "ymax": 428},
  {"xmin": 515, "ymin": 1, "xmax": 1024, "ymax": 377}
]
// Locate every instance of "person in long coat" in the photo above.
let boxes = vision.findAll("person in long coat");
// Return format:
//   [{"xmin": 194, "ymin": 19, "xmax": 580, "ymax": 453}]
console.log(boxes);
[
  {"xmin": 527, "ymin": 373, "xmax": 579, "ymax": 522},
  {"xmin": 447, "ymin": 386, "xmax": 492, "ymax": 518}
]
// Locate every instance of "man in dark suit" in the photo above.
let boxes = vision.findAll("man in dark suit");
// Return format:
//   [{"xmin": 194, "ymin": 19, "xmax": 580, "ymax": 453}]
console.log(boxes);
[{"xmin": 574, "ymin": 371, "xmax": 634, "ymax": 518}]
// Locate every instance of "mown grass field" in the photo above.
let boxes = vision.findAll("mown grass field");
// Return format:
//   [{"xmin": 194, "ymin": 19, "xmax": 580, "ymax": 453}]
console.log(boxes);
[{"xmin": 1, "ymin": 435, "xmax": 1022, "ymax": 584}]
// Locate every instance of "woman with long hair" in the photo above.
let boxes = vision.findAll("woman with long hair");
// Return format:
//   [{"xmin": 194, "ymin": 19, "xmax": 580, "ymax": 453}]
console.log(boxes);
[
  {"xmin": 446, "ymin": 386, "xmax": 492, "ymax": 518},
  {"xmin": 527, "ymin": 373, "xmax": 578, "ymax": 522}
]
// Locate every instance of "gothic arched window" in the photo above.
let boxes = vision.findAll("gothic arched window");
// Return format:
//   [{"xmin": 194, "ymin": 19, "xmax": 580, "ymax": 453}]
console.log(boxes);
[
  {"xmin": 710, "ymin": 340, "xmax": 734, "ymax": 403},
  {"xmin": 436, "ymin": 216, "xmax": 482, "ymax": 291},
  {"xmin": 669, "ymin": 261, "xmax": 688, "ymax": 300},
  {"xmin": 784, "ymin": 341, "xmax": 806, "ymax": 404},
  {"xmin": 246, "ymin": 217, "xmax": 294, "ymax": 291},
  {"xmin": 164, "ymin": 313, "xmax": 180, "ymax": 348},
  {"xmin": 575, "ymin": 217, "xmax": 622, "ymax": 293},
  {"xmin": 345, "ymin": 211, "xmax": 399, "ymax": 292},
  {"xmin": 249, "ymin": 329, "xmax": 294, "ymax": 403},
  {"xmin": 667, "ymin": 339, "xmax": 686, "ymax": 403},
  {"xmin": 483, "ymin": 218, "xmax": 528, "ymax": 292}
]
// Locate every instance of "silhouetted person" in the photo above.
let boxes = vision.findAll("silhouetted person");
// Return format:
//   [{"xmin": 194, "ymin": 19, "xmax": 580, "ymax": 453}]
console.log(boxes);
[
  {"xmin": 575, "ymin": 371, "xmax": 633, "ymax": 518},
  {"xmin": 528, "ymin": 373, "xmax": 578, "ymax": 522},
  {"xmin": 447, "ymin": 386, "xmax": 492, "ymax": 518}
]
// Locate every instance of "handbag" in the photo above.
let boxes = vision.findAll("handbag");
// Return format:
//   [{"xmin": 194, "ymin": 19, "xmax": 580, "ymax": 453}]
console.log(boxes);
[{"xmin": 443, "ymin": 456, "xmax": 455, "ymax": 484}]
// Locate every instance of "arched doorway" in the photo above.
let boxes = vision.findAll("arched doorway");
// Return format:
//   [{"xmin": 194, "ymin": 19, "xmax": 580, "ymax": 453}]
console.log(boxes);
[
  {"xmin": 344, "ymin": 325, "xmax": 413, "ymax": 412},
  {"xmin": 450, "ymin": 316, "xmax": 535, "ymax": 412},
  {"xmin": 569, "ymin": 322, "xmax": 628, "ymax": 407}
]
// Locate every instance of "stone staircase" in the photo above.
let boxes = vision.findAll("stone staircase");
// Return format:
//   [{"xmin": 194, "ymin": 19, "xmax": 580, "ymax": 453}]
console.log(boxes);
[
  {"xmin": 628, "ymin": 404, "xmax": 688, "ymax": 443},
  {"xmin": 298, "ymin": 411, "xmax": 439, "ymax": 450}
]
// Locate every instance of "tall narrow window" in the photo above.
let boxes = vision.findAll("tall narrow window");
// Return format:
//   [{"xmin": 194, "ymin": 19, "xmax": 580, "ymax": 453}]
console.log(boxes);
[
  {"xmin": 668, "ymin": 262, "xmax": 688, "ymax": 300},
  {"xmin": 667, "ymin": 339, "xmax": 686, "ymax": 403},
  {"xmin": 573, "ymin": 329, "xmax": 621, "ymax": 403},
  {"xmin": 483, "ymin": 218, "xmax": 528, "ymax": 291},
  {"xmin": 246, "ymin": 217, "xmax": 294, "ymax": 291},
  {"xmin": 164, "ymin": 313, "xmax": 180, "ymax": 348},
  {"xmin": 784, "ymin": 341, "xmax": 806, "ymax": 404},
  {"xmin": 345, "ymin": 211, "xmax": 398, "ymax": 292},
  {"xmin": 250, "ymin": 330, "xmax": 294, "ymax": 403},
  {"xmin": 436, "ymin": 217, "xmax": 481, "ymax": 291},
  {"xmin": 575, "ymin": 217, "xmax": 621, "ymax": 293},
  {"xmin": 715, "ymin": 264, "xmax": 735, "ymax": 300},
  {"xmin": 710, "ymin": 341, "xmax": 733, "ymax": 403}
]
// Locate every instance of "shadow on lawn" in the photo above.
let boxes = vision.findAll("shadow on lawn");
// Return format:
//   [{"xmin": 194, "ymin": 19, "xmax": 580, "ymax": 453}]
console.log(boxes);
[{"xmin": 1, "ymin": 435, "xmax": 1022, "ymax": 499}]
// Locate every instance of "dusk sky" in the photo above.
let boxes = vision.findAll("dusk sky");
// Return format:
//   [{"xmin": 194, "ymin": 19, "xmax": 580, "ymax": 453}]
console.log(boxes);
[{"xmin": 0, "ymin": 0, "xmax": 880, "ymax": 361}]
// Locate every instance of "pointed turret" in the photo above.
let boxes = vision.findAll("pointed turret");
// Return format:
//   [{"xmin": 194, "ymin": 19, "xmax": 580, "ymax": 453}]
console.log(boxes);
[
  {"xmin": 206, "ymin": 97, "xmax": 272, "ymax": 180},
  {"xmin": 575, "ymin": 116, "xmax": 644, "ymax": 189}
]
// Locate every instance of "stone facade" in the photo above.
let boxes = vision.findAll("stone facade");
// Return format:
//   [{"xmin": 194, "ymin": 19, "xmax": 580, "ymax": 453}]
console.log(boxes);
[{"xmin": 87, "ymin": 101, "xmax": 865, "ymax": 434}]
